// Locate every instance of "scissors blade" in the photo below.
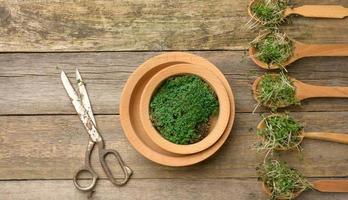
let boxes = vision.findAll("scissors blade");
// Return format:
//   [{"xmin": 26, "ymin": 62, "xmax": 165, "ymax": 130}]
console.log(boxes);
[
  {"xmin": 75, "ymin": 68, "xmax": 96, "ymax": 125},
  {"xmin": 61, "ymin": 70, "xmax": 102, "ymax": 142}
]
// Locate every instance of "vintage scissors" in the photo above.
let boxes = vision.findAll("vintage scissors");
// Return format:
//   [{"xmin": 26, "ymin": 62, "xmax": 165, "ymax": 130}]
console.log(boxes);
[{"xmin": 61, "ymin": 69, "xmax": 132, "ymax": 192}]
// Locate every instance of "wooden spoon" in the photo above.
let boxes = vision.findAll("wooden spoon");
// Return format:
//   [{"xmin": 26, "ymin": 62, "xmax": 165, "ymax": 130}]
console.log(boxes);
[
  {"xmin": 263, "ymin": 180, "xmax": 348, "ymax": 199},
  {"xmin": 257, "ymin": 114, "xmax": 348, "ymax": 151},
  {"xmin": 249, "ymin": 39, "xmax": 348, "ymax": 69},
  {"xmin": 252, "ymin": 75, "xmax": 348, "ymax": 108},
  {"xmin": 284, "ymin": 5, "xmax": 348, "ymax": 19},
  {"xmin": 248, "ymin": 0, "xmax": 348, "ymax": 24}
]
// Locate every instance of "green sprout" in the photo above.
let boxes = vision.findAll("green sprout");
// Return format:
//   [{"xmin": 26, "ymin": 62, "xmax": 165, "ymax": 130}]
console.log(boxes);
[
  {"xmin": 251, "ymin": 0, "xmax": 288, "ymax": 27},
  {"xmin": 256, "ymin": 72, "xmax": 299, "ymax": 110},
  {"xmin": 251, "ymin": 32, "xmax": 293, "ymax": 67},
  {"xmin": 257, "ymin": 114, "xmax": 303, "ymax": 151},
  {"xmin": 257, "ymin": 160, "xmax": 312, "ymax": 200},
  {"xmin": 150, "ymin": 75, "xmax": 219, "ymax": 145}
]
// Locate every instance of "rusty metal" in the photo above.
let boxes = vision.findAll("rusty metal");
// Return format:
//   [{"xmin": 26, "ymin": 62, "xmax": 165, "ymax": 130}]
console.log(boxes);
[{"xmin": 61, "ymin": 69, "xmax": 132, "ymax": 192}]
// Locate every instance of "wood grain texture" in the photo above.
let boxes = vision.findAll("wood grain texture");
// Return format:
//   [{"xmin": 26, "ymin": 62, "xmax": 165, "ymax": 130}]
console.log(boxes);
[
  {"xmin": 1, "ymin": 51, "xmax": 348, "ymax": 115},
  {"xmin": 0, "ymin": 0, "xmax": 348, "ymax": 51},
  {"xmin": 1, "ymin": 112, "xmax": 348, "ymax": 180},
  {"xmin": 1, "ymin": 0, "xmax": 348, "ymax": 199},
  {"xmin": 1, "ymin": 179, "xmax": 348, "ymax": 200},
  {"xmin": 295, "ymin": 79, "xmax": 348, "ymax": 100},
  {"xmin": 313, "ymin": 180, "xmax": 348, "ymax": 193},
  {"xmin": 284, "ymin": 5, "xmax": 348, "ymax": 18},
  {"xmin": 0, "ymin": 179, "xmax": 265, "ymax": 200},
  {"xmin": 303, "ymin": 132, "xmax": 348, "ymax": 145}
]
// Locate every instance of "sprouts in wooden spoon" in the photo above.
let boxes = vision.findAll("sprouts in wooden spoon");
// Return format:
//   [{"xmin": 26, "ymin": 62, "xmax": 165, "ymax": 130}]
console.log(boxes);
[
  {"xmin": 255, "ymin": 72, "xmax": 299, "ymax": 110},
  {"xmin": 257, "ymin": 160, "xmax": 312, "ymax": 200},
  {"xmin": 251, "ymin": 31, "xmax": 293, "ymax": 67},
  {"xmin": 257, "ymin": 114, "xmax": 303, "ymax": 151},
  {"xmin": 250, "ymin": 0, "xmax": 288, "ymax": 27}
]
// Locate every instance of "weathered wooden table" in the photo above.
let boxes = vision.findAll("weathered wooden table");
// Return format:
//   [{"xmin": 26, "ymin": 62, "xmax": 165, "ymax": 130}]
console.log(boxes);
[{"xmin": 1, "ymin": 0, "xmax": 348, "ymax": 199}]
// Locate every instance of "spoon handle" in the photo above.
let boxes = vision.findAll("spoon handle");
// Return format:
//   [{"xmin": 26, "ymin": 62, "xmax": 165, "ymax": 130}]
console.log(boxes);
[
  {"xmin": 294, "ymin": 81, "xmax": 348, "ymax": 100},
  {"xmin": 298, "ymin": 43, "xmax": 348, "ymax": 57},
  {"xmin": 313, "ymin": 180, "xmax": 348, "ymax": 192},
  {"xmin": 285, "ymin": 5, "xmax": 348, "ymax": 18},
  {"xmin": 304, "ymin": 132, "xmax": 348, "ymax": 144}
]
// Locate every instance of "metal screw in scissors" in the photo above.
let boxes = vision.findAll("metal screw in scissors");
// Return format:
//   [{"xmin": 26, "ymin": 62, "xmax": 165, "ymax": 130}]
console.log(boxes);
[{"xmin": 61, "ymin": 69, "xmax": 132, "ymax": 192}]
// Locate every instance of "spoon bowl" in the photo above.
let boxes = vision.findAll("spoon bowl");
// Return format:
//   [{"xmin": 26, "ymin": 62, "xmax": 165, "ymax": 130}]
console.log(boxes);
[
  {"xmin": 248, "ymin": 0, "xmax": 348, "ymax": 26},
  {"xmin": 257, "ymin": 114, "xmax": 348, "ymax": 151},
  {"xmin": 252, "ymin": 75, "xmax": 295, "ymax": 108},
  {"xmin": 249, "ymin": 40, "xmax": 299, "ymax": 70},
  {"xmin": 253, "ymin": 74, "xmax": 348, "ymax": 109},
  {"xmin": 256, "ymin": 114, "xmax": 304, "ymax": 151},
  {"xmin": 247, "ymin": 0, "xmax": 263, "ymax": 24},
  {"xmin": 262, "ymin": 182, "xmax": 302, "ymax": 199},
  {"xmin": 249, "ymin": 37, "xmax": 348, "ymax": 70},
  {"xmin": 247, "ymin": 0, "xmax": 287, "ymax": 25}
]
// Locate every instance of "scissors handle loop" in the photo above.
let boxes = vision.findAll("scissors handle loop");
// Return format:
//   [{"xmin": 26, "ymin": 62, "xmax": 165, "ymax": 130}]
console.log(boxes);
[
  {"xmin": 73, "ymin": 141, "xmax": 98, "ymax": 192},
  {"xmin": 99, "ymin": 148, "xmax": 133, "ymax": 186},
  {"xmin": 73, "ymin": 167, "xmax": 98, "ymax": 191}
]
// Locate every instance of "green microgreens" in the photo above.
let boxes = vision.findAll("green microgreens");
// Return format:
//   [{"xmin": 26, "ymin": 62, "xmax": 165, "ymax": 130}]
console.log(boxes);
[
  {"xmin": 150, "ymin": 75, "xmax": 219, "ymax": 145},
  {"xmin": 251, "ymin": 32, "xmax": 293, "ymax": 67},
  {"xmin": 251, "ymin": 0, "xmax": 288, "ymax": 27},
  {"xmin": 256, "ymin": 114, "xmax": 303, "ymax": 152},
  {"xmin": 257, "ymin": 160, "xmax": 312, "ymax": 200},
  {"xmin": 256, "ymin": 72, "xmax": 299, "ymax": 110}
]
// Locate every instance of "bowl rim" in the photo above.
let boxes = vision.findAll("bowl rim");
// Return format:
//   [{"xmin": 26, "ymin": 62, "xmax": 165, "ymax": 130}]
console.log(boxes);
[
  {"xmin": 119, "ymin": 52, "xmax": 236, "ymax": 166},
  {"xmin": 139, "ymin": 63, "xmax": 230, "ymax": 155}
]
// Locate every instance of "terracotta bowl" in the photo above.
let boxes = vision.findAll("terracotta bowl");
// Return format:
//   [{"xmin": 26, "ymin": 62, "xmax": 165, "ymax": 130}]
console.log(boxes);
[
  {"xmin": 120, "ymin": 52, "xmax": 235, "ymax": 166},
  {"xmin": 139, "ymin": 63, "xmax": 230, "ymax": 154}
]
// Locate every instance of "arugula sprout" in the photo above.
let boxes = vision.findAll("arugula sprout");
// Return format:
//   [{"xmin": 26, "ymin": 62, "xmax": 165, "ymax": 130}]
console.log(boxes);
[
  {"xmin": 257, "ymin": 160, "xmax": 312, "ymax": 200},
  {"xmin": 256, "ymin": 72, "xmax": 299, "ymax": 110},
  {"xmin": 257, "ymin": 114, "xmax": 303, "ymax": 151},
  {"xmin": 251, "ymin": 31, "xmax": 293, "ymax": 67},
  {"xmin": 251, "ymin": 0, "xmax": 288, "ymax": 27}
]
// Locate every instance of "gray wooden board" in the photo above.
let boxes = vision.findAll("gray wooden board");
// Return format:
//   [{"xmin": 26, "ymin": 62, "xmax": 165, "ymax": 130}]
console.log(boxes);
[
  {"xmin": 1, "ymin": 51, "xmax": 348, "ymax": 115},
  {"xmin": 1, "ymin": 179, "xmax": 348, "ymax": 200},
  {"xmin": 0, "ymin": 0, "xmax": 348, "ymax": 51},
  {"xmin": 1, "ymin": 112, "xmax": 348, "ymax": 180},
  {"xmin": 1, "ymin": 0, "xmax": 348, "ymax": 199}
]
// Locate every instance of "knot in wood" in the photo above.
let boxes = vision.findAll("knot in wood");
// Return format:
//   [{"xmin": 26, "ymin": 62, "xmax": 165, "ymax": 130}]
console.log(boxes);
[{"xmin": 0, "ymin": 5, "xmax": 11, "ymax": 24}]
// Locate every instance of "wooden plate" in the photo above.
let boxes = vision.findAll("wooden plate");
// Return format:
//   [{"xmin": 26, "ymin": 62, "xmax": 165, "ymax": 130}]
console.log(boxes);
[
  {"xmin": 120, "ymin": 52, "xmax": 235, "ymax": 166},
  {"xmin": 140, "ymin": 63, "xmax": 230, "ymax": 155}
]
